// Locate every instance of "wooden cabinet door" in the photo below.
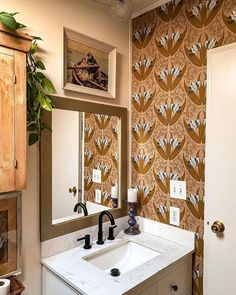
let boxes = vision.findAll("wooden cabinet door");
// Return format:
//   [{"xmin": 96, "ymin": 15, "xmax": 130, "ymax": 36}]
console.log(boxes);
[
  {"xmin": 14, "ymin": 50, "xmax": 27, "ymax": 190},
  {"xmin": 156, "ymin": 262, "xmax": 189, "ymax": 295},
  {"xmin": 138, "ymin": 283, "xmax": 157, "ymax": 295},
  {"xmin": 0, "ymin": 46, "xmax": 15, "ymax": 192},
  {"xmin": 0, "ymin": 46, "xmax": 27, "ymax": 193}
]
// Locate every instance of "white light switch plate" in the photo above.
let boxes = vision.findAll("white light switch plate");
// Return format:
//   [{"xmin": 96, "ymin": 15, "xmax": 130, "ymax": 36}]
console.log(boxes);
[
  {"xmin": 95, "ymin": 189, "xmax": 101, "ymax": 203},
  {"xmin": 170, "ymin": 180, "xmax": 186, "ymax": 200},
  {"xmin": 169, "ymin": 206, "xmax": 180, "ymax": 226},
  {"xmin": 92, "ymin": 169, "xmax": 101, "ymax": 184}
]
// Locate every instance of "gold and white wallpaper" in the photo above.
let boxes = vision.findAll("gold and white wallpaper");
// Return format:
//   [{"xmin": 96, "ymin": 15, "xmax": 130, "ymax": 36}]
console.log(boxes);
[
  {"xmin": 132, "ymin": 1, "xmax": 236, "ymax": 294},
  {"xmin": 84, "ymin": 113, "xmax": 119, "ymax": 207}
]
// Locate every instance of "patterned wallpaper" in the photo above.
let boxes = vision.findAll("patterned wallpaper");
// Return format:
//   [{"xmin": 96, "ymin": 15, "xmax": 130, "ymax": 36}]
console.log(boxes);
[
  {"xmin": 84, "ymin": 113, "xmax": 119, "ymax": 207},
  {"xmin": 132, "ymin": 1, "xmax": 236, "ymax": 294}
]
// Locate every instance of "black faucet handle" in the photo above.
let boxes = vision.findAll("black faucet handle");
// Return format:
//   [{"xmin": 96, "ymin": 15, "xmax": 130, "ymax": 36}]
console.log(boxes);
[
  {"xmin": 77, "ymin": 234, "xmax": 92, "ymax": 249},
  {"xmin": 107, "ymin": 225, "xmax": 117, "ymax": 240}
]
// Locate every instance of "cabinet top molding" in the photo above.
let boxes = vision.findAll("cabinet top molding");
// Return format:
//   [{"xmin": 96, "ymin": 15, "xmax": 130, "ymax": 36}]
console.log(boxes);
[{"xmin": 0, "ymin": 23, "xmax": 32, "ymax": 52}]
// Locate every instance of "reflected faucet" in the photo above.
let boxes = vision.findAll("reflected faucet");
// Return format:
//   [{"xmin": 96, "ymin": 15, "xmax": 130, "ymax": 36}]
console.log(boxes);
[
  {"xmin": 97, "ymin": 210, "xmax": 115, "ymax": 245},
  {"xmin": 74, "ymin": 202, "xmax": 88, "ymax": 216}
]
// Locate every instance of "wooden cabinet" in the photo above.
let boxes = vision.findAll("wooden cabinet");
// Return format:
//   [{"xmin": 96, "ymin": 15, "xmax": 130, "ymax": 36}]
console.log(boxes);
[
  {"xmin": 127, "ymin": 256, "xmax": 192, "ymax": 295},
  {"xmin": 138, "ymin": 284, "xmax": 157, "ymax": 295},
  {"xmin": 0, "ymin": 24, "xmax": 32, "ymax": 193},
  {"xmin": 156, "ymin": 260, "xmax": 189, "ymax": 295}
]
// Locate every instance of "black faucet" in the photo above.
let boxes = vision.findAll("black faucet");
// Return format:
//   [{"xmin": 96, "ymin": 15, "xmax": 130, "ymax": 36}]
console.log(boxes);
[
  {"xmin": 77, "ymin": 234, "xmax": 92, "ymax": 249},
  {"xmin": 74, "ymin": 202, "xmax": 88, "ymax": 216},
  {"xmin": 97, "ymin": 210, "xmax": 115, "ymax": 245}
]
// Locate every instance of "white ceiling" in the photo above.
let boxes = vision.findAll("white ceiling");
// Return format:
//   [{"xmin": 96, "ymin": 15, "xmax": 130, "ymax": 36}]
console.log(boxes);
[{"xmin": 92, "ymin": 0, "xmax": 162, "ymax": 14}]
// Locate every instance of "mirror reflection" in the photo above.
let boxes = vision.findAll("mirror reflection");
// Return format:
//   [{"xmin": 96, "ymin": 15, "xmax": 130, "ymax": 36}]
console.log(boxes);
[{"xmin": 51, "ymin": 109, "xmax": 120, "ymax": 225}]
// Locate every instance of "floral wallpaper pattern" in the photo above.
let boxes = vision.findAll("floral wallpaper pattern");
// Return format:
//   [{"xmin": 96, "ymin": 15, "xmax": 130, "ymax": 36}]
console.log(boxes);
[
  {"xmin": 84, "ymin": 113, "xmax": 119, "ymax": 207},
  {"xmin": 132, "ymin": 1, "xmax": 236, "ymax": 294}
]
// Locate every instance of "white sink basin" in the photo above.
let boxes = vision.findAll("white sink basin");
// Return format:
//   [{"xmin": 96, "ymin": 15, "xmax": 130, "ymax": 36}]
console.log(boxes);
[{"xmin": 83, "ymin": 241, "xmax": 160, "ymax": 275}]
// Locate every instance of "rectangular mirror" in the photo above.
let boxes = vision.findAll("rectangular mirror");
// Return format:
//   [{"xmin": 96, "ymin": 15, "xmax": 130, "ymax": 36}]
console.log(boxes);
[
  {"xmin": 52, "ymin": 110, "xmax": 120, "ymax": 225},
  {"xmin": 40, "ymin": 97, "xmax": 127, "ymax": 241}
]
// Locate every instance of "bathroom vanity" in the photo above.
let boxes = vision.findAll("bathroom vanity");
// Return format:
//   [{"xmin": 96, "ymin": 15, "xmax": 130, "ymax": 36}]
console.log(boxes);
[{"xmin": 41, "ymin": 217, "xmax": 195, "ymax": 295}]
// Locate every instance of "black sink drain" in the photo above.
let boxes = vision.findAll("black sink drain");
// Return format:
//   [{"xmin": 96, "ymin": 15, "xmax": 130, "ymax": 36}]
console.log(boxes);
[{"xmin": 110, "ymin": 268, "xmax": 120, "ymax": 277}]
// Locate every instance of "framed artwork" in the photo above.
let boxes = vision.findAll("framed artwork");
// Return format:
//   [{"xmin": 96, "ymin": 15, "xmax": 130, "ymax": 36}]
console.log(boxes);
[
  {"xmin": 0, "ymin": 193, "xmax": 22, "ymax": 278},
  {"xmin": 63, "ymin": 27, "xmax": 117, "ymax": 99}
]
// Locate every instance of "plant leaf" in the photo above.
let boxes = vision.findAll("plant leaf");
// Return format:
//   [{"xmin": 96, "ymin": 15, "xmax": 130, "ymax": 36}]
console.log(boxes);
[
  {"xmin": 45, "ymin": 95, "xmax": 53, "ymax": 110},
  {"xmin": 38, "ymin": 92, "xmax": 52, "ymax": 111},
  {"xmin": 23, "ymin": 20, "xmax": 54, "ymax": 146},
  {"xmin": 32, "ymin": 36, "xmax": 43, "ymax": 41},
  {"xmin": 35, "ymin": 60, "xmax": 46, "ymax": 70},
  {"xmin": 27, "ymin": 123, "xmax": 38, "ymax": 131},
  {"xmin": 42, "ymin": 78, "xmax": 56, "ymax": 94},
  {"xmin": 16, "ymin": 22, "xmax": 26, "ymax": 29},
  {"xmin": 35, "ymin": 72, "xmax": 46, "ymax": 81},
  {"xmin": 45, "ymin": 95, "xmax": 52, "ymax": 103},
  {"xmin": 0, "ymin": 12, "xmax": 17, "ymax": 31},
  {"xmin": 30, "ymin": 43, "xmax": 38, "ymax": 55},
  {"xmin": 28, "ymin": 133, "xmax": 38, "ymax": 145}
]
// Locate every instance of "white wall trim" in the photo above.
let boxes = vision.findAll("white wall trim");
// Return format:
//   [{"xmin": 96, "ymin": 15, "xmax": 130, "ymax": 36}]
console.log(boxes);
[
  {"xmin": 132, "ymin": 0, "xmax": 171, "ymax": 19},
  {"xmin": 128, "ymin": 18, "xmax": 133, "ymax": 187}
]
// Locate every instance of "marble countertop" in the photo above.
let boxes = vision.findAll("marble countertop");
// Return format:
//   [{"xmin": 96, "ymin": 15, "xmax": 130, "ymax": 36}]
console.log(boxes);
[{"xmin": 42, "ymin": 229, "xmax": 195, "ymax": 295}]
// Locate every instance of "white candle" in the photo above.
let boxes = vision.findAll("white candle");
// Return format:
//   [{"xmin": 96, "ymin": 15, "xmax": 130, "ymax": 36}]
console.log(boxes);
[
  {"xmin": 111, "ymin": 185, "xmax": 118, "ymax": 199},
  {"xmin": 128, "ymin": 188, "xmax": 138, "ymax": 203}
]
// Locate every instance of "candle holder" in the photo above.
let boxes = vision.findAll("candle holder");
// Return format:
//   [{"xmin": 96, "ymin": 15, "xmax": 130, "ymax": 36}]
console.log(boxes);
[
  {"xmin": 124, "ymin": 202, "xmax": 140, "ymax": 235},
  {"xmin": 111, "ymin": 197, "xmax": 118, "ymax": 208}
]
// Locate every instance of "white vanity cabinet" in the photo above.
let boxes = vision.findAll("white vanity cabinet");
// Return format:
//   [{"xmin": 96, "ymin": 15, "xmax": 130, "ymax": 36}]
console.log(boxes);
[
  {"xmin": 41, "ymin": 218, "xmax": 195, "ymax": 295},
  {"xmin": 42, "ymin": 267, "xmax": 81, "ymax": 295},
  {"xmin": 42, "ymin": 255, "xmax": 192, "ymax": 295}
]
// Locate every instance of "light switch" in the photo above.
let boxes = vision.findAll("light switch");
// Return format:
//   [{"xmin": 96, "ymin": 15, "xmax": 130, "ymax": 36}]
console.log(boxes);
[
  {"xmin": 92, "ymin": 169, "xmax": 101, "ymax": 184},
  {"xmin": 170, "ymin": 180, "xmax": 186, "ymax": 200},
  {"xmin": 95, "ymin": 189, "xmax": 101, "ymax": 203},
  {"xmin": 169, "ymin": 206, "xmax": 180, "ymax": 226}
]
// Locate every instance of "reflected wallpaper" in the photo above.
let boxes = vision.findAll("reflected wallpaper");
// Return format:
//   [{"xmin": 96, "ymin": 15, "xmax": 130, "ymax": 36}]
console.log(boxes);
[
  {"xmin": 84, "ymin": 113, "xmax": 119, "ymax": 207},
  {"xmin": 132, "ymin": 1, "xmax": 236, "ymax": 294}
]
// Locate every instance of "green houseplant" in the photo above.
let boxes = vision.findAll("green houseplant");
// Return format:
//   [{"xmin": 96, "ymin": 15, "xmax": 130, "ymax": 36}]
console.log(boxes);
[{"xmin": 0, "ymin": 12, "xmax": 56, "ymax": 145}]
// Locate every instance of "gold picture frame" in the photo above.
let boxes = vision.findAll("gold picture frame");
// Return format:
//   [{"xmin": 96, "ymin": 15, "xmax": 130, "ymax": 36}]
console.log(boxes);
[
  {"xmin": 0, "ymin": 192, "xmax": 22, "ymax": 278},
  {"xmin": 63, "ymin": 27, "xmax": 117, "ymax": 99}
]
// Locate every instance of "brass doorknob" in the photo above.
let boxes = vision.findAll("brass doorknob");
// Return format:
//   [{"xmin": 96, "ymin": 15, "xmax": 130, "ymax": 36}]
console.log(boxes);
[
  {"xmin": 211, "ymin": 221, "xmax": 225, "ymax": 233},
  {"xmin": 69, "ymin": 187, "xmax": 77, "ymax": 196}
]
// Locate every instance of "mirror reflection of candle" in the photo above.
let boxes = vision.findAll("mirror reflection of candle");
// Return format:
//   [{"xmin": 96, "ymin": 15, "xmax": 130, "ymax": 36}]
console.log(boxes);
[
  {"xmin": 128, "ymin": 188, "xmax": 138, "ymax": 203},
  {"xmin": 111, "ymin": 185, "xmax": 118, "ymax": 199}
]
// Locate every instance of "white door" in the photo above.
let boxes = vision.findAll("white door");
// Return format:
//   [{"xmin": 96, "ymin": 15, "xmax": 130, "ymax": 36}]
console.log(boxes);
[
  {"xmin": 52, "ymin": 109, "xmax": 82, "ymax": 223},
  {"xmin": 205, "ymin": 43, "xmax": 236, "ymax": 294}
]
